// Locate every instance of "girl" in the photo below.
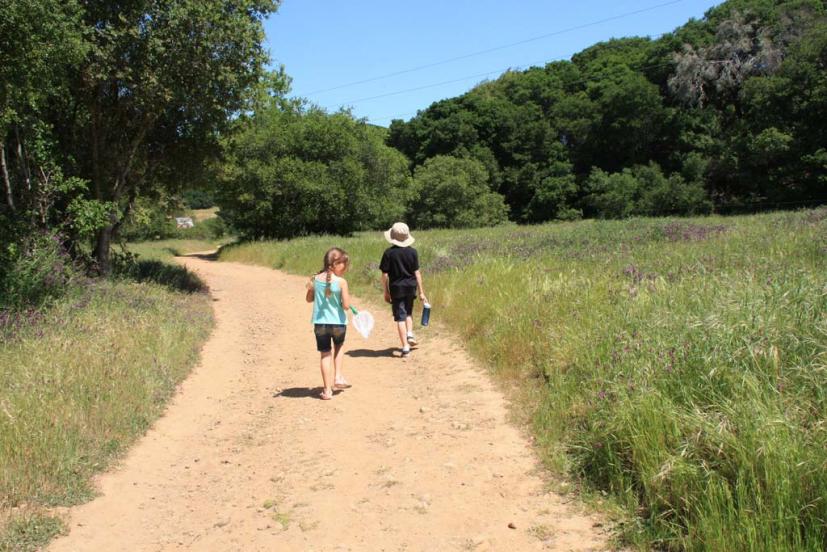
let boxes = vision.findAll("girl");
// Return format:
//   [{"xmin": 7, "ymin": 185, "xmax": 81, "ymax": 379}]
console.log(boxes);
[{"xmin": 305, "ymin": 247, "xmax": 353, "ymax": 400}]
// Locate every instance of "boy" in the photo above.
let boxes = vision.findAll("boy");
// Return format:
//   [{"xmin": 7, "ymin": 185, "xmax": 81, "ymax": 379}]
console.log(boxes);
[{"xmin": 380, "ymin": 222, "xmax": 428, "ymax": 357}]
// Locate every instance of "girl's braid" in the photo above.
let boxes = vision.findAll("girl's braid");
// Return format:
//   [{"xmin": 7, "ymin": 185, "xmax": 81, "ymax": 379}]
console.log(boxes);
[{"xmin": 325, "ymin": 252, "xmax": 334, "ymax": 298}]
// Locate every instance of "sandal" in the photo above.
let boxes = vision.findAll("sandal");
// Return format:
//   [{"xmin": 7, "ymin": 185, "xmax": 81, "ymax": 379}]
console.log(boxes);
[
  {"xmin": 319, "ymin": 389, "xmax": 334, "ymax": 400},
  {"xmin": 334, "ymin": 379, "xmax": 352, "ymax": 389}
]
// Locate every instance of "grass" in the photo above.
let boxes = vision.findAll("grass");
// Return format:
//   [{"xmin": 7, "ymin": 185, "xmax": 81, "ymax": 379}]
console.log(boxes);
[
  {"xmin": 126, "ymin": 238, "xmax": 225, "ymax": 262},
  {"xmin": 218, "ymin": 208, "xmax": 827, "ymax": 550},
  {"xmin": 0, "ymin": 512, "xmax": 63, "ymax": 552},
  {"xmin": 0, "ymin": 241, "xmax": 215, "ymax": 549}
]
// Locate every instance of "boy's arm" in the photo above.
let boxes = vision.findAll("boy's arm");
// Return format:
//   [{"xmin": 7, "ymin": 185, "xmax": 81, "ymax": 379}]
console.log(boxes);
[
  {"xmin": 381, "ymin": 272, "xmax": 391, "ymax": 303},
  {"xmin": 414, "ymin": 270, "xmax": 427, "ymax": 302}
]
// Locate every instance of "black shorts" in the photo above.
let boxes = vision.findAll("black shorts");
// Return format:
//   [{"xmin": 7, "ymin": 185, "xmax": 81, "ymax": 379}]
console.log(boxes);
[
  {"xmin": 314, "ymin": 324, "xmax": 346, "ymax": 352},
  {"xmin": 391, "ymin": 294, "xmax": 415, "ymax": 322}
]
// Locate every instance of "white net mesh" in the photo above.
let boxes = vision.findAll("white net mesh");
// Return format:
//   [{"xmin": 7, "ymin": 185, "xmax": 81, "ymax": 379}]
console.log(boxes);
[{"xmin": 352, "ymin": 310, "xmax": 374, "ymax": 339}]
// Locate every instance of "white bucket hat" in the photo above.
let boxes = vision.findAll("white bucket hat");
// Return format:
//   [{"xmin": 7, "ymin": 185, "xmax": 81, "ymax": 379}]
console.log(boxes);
[{"xmin": 384, "ymin": 222, "xmax": 415, "ymax": 247}]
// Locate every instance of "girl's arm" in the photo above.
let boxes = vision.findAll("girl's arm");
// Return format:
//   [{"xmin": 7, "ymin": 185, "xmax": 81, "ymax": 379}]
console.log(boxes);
[
  {"xmin": 305, "ymin": 277, "xmax": 315, "ymax": 303},
  {"xmin": 339, "ymin": 277, "xmax": 352, "ymax": 311}
]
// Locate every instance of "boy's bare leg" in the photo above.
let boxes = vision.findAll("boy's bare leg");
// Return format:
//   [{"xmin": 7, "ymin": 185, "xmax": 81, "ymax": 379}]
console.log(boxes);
[
  {"xmin": 396, "ymin": 321, "xmax": 408, "ymax": 348},
  {"xmin": 319, "ymin": 351, "xmax": 333, "ymax": 397},
  {"xmin": 405, "ymin": 316, "xmax": 413, "ymax": 337}
]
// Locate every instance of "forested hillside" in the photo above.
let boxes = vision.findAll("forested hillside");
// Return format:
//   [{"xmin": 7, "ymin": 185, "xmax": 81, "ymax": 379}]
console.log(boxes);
[{"xmin": 387, "ymin": 0, "xmax": 827, "ymax": 222}]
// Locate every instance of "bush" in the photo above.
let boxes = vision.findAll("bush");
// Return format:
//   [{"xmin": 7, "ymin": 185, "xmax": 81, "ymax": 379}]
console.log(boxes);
[
  {"xmin": 0, "ymin": 231, "xmax": 77, "ymax": 310},
  {"xmin": 585, "ymin": 162, "xmax": 712, "ymax": 218},
  {"xmin": 118, "ymin": 198, "xmax": 179, "ymax": 241},
  {"xmin": 217, "ymin": 107, "xmax": 411, "ymax": 239},
  {"xmin": 408, "ymin": 155, "xmax": 509, "ymax": 229},
  {"xmin": 182, "ymin": 189, "xmax": 215, "ymax": 209}
]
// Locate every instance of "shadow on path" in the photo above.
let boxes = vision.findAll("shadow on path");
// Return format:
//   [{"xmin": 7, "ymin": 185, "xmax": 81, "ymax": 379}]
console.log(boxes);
[
  {"xmin": 116, "ymin": 259, "xmax": 208, "ymax": 293},
  {"xmin": 346, "ymin": 347, "xmax": 398, "ymax": 358},
  {"xmin": 178, "ymin": 250, "xmax": 220, "ymax": 261},
  {"xmin": 273, "ymin": 387, "xmax": 343, "ymax": 400}
]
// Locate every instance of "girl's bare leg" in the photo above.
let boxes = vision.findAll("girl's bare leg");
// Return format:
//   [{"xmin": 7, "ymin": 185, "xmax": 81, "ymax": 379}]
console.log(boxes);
[
  {"xmin": 333, "ymin": 342, "xmax": 348, "ymax": 385},
  {"xmin": 319, "ymin": 351, "xmax": 333, "ymax": 398}
]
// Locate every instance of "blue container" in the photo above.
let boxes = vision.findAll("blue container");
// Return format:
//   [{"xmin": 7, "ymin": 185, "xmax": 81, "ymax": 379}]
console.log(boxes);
[{"xmin": 421, "ymin": 302, "xmax": 431, "ymax": 326}]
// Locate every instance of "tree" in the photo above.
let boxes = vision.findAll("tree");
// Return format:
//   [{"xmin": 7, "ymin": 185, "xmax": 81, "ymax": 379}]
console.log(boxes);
[
  {"xmin": 0, "ymin": 0, "xmax": 87, "ymax": 224},
  {"xmin": 217, "ymin": 106, "xmax": 412, "ymax": 239},
  {"xmin": 62, "ymin": 0, "xmax": 279, "ymax": 272},
  {"xmin": 669, "ymin": 11, "xmax": 783, "ymax": 109},
  {"xmin": 408, "ymin": 156, "xmax": 508, "ymax": 229}
]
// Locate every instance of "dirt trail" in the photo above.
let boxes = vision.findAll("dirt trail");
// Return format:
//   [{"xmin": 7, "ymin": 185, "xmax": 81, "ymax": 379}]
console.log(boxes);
[{"xmin": 48, "ymin": 256, "xmax": 611, "ymax": 551}]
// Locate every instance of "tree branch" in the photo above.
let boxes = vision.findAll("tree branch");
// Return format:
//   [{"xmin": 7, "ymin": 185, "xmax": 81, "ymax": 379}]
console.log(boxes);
[{"xmin": 112, "ymin": 114, "xmax": 156, "ymax": 200}]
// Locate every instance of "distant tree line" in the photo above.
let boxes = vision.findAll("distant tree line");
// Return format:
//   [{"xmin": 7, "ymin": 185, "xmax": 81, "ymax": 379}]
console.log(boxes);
[
  {"xmin": 4, "ymin": 0, "xmax": 826, "ymax": 309},
  {"xmin": 387, "ymin": 0, "xmax": 827, "ymax": 223}
]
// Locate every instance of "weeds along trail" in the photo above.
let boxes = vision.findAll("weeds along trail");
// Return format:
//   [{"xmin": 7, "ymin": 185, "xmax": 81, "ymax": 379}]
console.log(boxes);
[{"xmin": 48, "ymin": 255, "xmax": 611, "ymax": 551}]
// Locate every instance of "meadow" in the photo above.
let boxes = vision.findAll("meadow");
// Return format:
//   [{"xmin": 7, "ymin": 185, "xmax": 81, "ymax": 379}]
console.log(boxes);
[
  {"xmin": 220, "ymin": 209, "xmax": 827, "ymax": 550},
  {"xmin": 0, "ymin": 241, "xmax": 216, "ymax": 551}
]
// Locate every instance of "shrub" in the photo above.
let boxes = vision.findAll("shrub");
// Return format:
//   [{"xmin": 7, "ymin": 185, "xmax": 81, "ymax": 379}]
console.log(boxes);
[
  {"xmin": 585, "ymin": 163, "xmax": 712, "ymax": 218},
  {"xmin": 182, "ymin": 189, "xmax": 215, "ymax": 209},
  {"xmin": 118, "ymin": 198, "xmax": 179, "ymax": 241},
  {"xmin": 217, "ymin": 107, "xmax": 411, "ymax": 239},
  {"xmin": 408, "ymin": 155, "xmax": 509, "ymax": 229},
  {"xmin": 0, "ymin": 231, "xmax": 77, "ymax": 310}
]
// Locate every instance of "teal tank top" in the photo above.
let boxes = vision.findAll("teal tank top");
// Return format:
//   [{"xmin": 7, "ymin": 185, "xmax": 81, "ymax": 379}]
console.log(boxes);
[{"xmin": 311, "ymin": 277, "xmax": 347, "ymax": 325}]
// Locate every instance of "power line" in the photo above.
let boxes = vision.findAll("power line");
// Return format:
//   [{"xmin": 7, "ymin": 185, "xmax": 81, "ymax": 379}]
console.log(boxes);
[
  {"xmin": 362, "ymin": 55, "xmax": 737, "ymax": 124},
  {"xmin": 360, "ymin": 57, "xmax": 678, "ymax": 123},
  {"xmin": 305, "ymin": 0, "xmax": 688, "ymax": 97},
  {"xmin": 327, "ymin": 68, "xmax": 511, "ymax": 109}
]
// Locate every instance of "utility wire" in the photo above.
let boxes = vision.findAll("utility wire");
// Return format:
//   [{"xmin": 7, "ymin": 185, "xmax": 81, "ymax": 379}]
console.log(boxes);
[
  {"xmin": 361, "ymin": 57, "xmax": 677, "ymax": 122},
  {"xmin": 305, "ymin": 0, "xmax": 687, "ymax": 97},
  {"xmin": 363, "ymin": 55, "xmax": 737, "ymax": 123},
  {"xmin": 328, "ymin": 68, "xmax": 513, "ymax": 109}
]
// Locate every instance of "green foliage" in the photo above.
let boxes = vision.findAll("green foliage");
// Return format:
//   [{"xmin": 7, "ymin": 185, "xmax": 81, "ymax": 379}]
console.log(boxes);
[
  {"xmin": 219, "ymin": 208, "xmax": 827, "ymax": 550},
  {"xmin": 1, "ymin": 0, "xmax": 280, "ymax": 274},
  {"xmin": 387, "ymin": 0, "xmax": 827, "ymax": 219},
  {"xmin": 408, "ymin": 156, "xmax": 508, "ymax": 229},
  {"xmin": 0, "ymin": 232, "xmax": 78, "ymax": 311},
  {"xmin": 118, "ymin": 196, "xmax": 181, "ymax": 241},
  {"xmin": 0, "ymin": 513, "xmax": 64, "ymax": 552},
  {"xmin": 182, "ymin": 189, "xmax": 215, "ymax": 209},
  {"xmin": 585, "ymin": 163, "xmax": 712, "ymax": 218},
  {"xmin": 217, "ymin": 106, "xmax": 411, "ymax": 239}
]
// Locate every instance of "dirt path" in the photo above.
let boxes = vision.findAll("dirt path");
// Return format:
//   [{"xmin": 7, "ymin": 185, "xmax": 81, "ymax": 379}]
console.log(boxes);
[{"xmin": 48, "ymin": 256, "xmax": 611, "ymax": 551}]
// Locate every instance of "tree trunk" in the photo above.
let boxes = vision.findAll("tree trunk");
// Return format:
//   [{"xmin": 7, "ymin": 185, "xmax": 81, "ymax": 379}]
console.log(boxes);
[
  {"xmin": 0, "ymin": 141, "xmax": 14, "ymax": 212},
  {"xmin": 94, "ymin": 222, "xmax": 115, "ymax": 275},
  {"xmin": 13, "ymin": 125, "xmax": 31, "ymax": 194}
]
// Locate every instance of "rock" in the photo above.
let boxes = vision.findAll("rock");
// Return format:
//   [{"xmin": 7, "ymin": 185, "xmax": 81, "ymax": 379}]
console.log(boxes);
[{"xmin": 508, "ymin": 522, "xmax": 516, "ymax": 529}]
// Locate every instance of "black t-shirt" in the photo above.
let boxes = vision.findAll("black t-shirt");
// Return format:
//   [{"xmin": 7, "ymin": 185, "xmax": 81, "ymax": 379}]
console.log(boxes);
[{"xmin": 379, "ymin": 246, "xmax": 419, "ymax": 295}]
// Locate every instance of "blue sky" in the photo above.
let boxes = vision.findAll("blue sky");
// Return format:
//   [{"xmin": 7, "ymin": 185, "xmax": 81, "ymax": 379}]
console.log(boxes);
[{"xmin": 264, "ymin": 0, "xmax": 722, "ymax": 126}]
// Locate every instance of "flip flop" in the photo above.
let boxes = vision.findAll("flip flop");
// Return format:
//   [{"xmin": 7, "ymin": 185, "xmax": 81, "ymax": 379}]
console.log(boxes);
[{"xmin": 334, "ymin": 381, "xmax": 352, "ymax": 389}]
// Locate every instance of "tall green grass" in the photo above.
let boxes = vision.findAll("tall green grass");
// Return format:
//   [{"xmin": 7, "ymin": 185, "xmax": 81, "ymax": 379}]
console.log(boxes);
[
  {"xmin": 219, "ymin": 209, "xmax": 827, "ymax": 550},
  {"xmin": 0, "ymin": 246, "xmax": 214, "ymax": 549}
]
